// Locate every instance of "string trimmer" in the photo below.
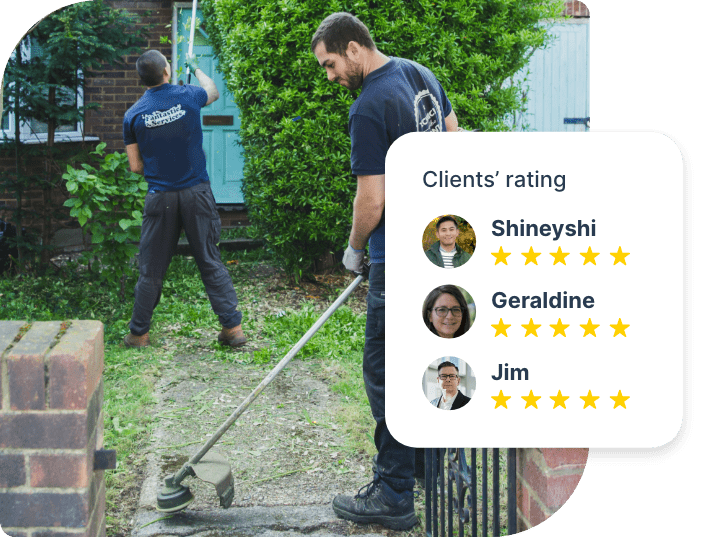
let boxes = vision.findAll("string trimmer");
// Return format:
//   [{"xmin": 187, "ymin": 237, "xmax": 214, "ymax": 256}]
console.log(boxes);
[{"xmin": 156, "ymin": 264, "xmax": 369, "ymax": 512}]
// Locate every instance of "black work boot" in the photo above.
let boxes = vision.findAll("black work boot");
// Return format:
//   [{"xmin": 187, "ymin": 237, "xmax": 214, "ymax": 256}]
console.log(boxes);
[{"xmin": 332, "ymin": 479, "xmax": 418, "ymax": 531}]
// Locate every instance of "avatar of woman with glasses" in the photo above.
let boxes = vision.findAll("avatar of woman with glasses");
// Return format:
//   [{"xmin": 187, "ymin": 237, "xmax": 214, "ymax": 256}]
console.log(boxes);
[{"xmin": 422, "ymin": 284, "xmax": 471, "ymax": 338}]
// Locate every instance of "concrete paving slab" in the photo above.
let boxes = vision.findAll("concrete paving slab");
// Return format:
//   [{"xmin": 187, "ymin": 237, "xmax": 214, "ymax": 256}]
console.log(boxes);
[
  {"xmin": 132, "ymin": 505, "xmax": 380, "ymax": 537},
  {"xmin": 129, "ymin": 353, "xmax": 402, "ymax": 537}
]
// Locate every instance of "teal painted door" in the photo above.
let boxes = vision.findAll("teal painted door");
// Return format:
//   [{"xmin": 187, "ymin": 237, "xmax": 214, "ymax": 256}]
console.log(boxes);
[
  {"xmin": 514, "ymin": 20, "xmax": 590, "ymax": 132},
  {"xmin": 176, "ymin": 6, "xmax": 244, "ymax": 203}
]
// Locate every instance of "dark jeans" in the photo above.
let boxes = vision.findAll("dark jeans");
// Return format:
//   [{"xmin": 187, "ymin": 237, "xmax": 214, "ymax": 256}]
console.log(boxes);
[
  {"xmin": 129, "ymin": 182, "xmax": 242, "ymax": 336},
  {"xmin": 364, "ymin": 263, "xmax": 415, "ymax": 492}
]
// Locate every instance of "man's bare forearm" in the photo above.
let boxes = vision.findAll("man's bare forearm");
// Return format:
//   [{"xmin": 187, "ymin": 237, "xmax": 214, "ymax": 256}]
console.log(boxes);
[
  {"xmin": 348, "ymin": 174, "xmax": 385, "ymax": 250},
  {"xmin": 194, "ymin": 68, "xmax": 220, "ymax": 105}
]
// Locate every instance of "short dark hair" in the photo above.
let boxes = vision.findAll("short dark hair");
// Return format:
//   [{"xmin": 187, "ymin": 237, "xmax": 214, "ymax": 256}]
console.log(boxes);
[
  {"xmin": 136, "ymin": 50, "xmax": 168, "ymax": 87},
  {"xmin": 437, "ymin": 361, "xmax": 459, "ymax": 376},
  {"xmin": 436, "ymin": 215, "xmax": 459, "ymax": 230},
  {"xmin": 311, "ymin": 12, "xmax": 376, "ymax": 55},
  {"xmin": 423, "ymin": 284, "xmax": 471, "ymax": 338}
]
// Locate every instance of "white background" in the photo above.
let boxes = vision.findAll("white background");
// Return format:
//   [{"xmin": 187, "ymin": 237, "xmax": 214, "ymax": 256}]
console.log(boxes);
[{"xmin": 385, "ymin": 133, "xmax": 684, "ymax": 447}]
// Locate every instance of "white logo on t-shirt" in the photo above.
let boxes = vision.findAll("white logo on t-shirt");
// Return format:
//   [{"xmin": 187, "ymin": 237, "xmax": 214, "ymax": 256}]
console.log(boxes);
[
  {"xmin": 142, "ymin": 104, "xmax": 186, "ymax": 128},
  {"xmin": 414, "ymin": 89, "xmax": 443, "ymax": 132}
]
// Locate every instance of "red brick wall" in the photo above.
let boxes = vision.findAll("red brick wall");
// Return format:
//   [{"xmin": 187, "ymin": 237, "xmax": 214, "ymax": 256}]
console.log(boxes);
[
  {"xmin": 517, "ymin": 448, "xmax": 589, "ymax": 531},
  {"xmin": 0, "ymin": 320, "xmax": 107, "ymax": 537},
  {"xmin": 84, "ymin": 1, "xmax": 174, "ymax": 153},
  {"xmin": 564, "ymin": 1, "xmax": 590, "ymax": 17}
]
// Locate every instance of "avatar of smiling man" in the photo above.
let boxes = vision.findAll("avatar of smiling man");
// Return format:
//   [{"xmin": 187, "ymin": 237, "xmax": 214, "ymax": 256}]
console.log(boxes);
[{"xmin": 430, "ymin": 362, "xmax": 471, "ymax": 410}]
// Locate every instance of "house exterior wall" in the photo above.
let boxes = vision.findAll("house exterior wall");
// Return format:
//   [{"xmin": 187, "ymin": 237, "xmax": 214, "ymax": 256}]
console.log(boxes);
[
  {"xmin": 564, "ymin": 1, "xmax": 590, "ymax": 18},
  {"xmin": 83, "ymin": 1, "xmax": 173, "ymax": 153}
]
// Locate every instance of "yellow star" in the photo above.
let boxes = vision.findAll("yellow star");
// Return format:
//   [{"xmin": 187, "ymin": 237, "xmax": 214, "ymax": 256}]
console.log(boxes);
[
  {"xmin": 580, "ymin": 390, "xmax": 600, "ymax": 409},
  {"xmin": 610, "ymin": 246, "xmax": 630, "ymax": 265},
  {"xmin": 580, "ymin": 246, "xmax": 599, "ymax": 265},
  {"xmin": 550, "ymin": 246, "xmax": 570, "ymax": 265},
  {"xmin": 610, "ymin": 390, "xmax": 630, "ymax": 409},
  {"xmin": 521, "ymin": 318, "xmax": 541, "ymax": 337},
  {"xmin": 522, "ymin": 246, "xmax": 541, "ymax": 265},
  {"xmin": 580, "ymin": 318, "xmax": 600, "ymax": 337},
  {"xmin": 549, "ymin": 318, "xmax": 569, "ymax": 337},
  {"xmin": 550, "ymin": 390, "xmax": 569, "ymax": 409},
  {"xmin": 521, "ymin": 390, "xmax": 541, "ymax": 409},
  {"xmin": 610, "ymin": 318, "xmax": 630, "ymax": 337},
  {"xmin": 492, "ymin": 246, "xmax": 511, "ymax": 265},
  {"xmin": 491, "ymin": 318, "xmax": 511, "ymax": 337},
  {"xmin": 492, "ymin": 390, "xmax": 511, "ymax": 409}
]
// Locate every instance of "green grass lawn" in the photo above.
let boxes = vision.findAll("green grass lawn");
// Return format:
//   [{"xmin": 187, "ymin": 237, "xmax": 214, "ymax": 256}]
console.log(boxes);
[{"xmin": 0, "ymin": 249, "xmax": 374, "ymax": 531}]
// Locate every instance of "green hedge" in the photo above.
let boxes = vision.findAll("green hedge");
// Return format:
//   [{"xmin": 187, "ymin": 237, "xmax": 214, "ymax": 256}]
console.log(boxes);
[{"xmin": 202, "ymin": 0, "xmax": 564, "ymax": 279}]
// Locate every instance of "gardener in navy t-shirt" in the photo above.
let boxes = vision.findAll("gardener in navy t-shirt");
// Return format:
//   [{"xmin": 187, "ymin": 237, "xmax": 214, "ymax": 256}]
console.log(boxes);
[
  {"xmin": 312, "ymin": 12, "xmax": 459, "ymax": 531},
  {"xmin": 122, "ymin": 50, "xmax": 246, "ymax": 349}
]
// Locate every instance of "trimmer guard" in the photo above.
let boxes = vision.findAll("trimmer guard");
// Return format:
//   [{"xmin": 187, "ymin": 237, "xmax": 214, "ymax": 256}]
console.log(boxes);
[{"xmin": 190, "ymin": 449, "xmax": 235, "ymax": 508}]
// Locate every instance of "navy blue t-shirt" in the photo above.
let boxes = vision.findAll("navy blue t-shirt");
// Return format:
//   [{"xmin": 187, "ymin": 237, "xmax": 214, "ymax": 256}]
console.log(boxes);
[
  {"xmin": 123, "ymin": 84, "xmax": 209, "ymax": 192},
  {"xmin": 349, "ymin": 58, "xmax": 453, "ymax": 263}
]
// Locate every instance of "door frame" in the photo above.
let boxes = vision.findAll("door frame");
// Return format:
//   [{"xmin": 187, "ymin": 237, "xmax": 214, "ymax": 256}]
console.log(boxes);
[{"xmin": 171, "ymin": 2, "xmax": 195, "ymax": 84}]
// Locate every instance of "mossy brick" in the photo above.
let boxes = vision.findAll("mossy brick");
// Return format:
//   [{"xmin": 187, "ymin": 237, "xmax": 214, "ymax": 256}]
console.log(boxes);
[
  {"xmin": 542, "ymin": 448, "xmax": 589, "ymax": 471},
  {"xmin": 48, "ymin": 321, "xmax": 104, "ymax": 410},
  {"xmin": 523, "ymin": 456, "xmax": 585, "ymax": 511},
  {"xmin": 0, "ymin": 491, "xmax": 90, "ymax": 528},
  {"xmin": 529, "ymin": 496, "xmax": 548, "ymax": 527},
  {"xmin": 8, "ymin": 322, "xmax": 61, "ymax": 359},
  {"xmin": 6, "ymin": 322, "xmax": 61, "ymax": 410},
  {"xmin": 0, "ymin": 413, "xmax": 86, "ymax": 449},
  {"xmin": 7, "ymin": 357, "xmax": 45, "ymax": 410},
  {"xmin": 30, "ymin": 454, "xmax": 89, "ymax": 488},
  {"xmin": 0, "ymin": 454, "xmax": 26, "ymax": 487},
  {"xmin": 0, "ymin": 320, "xmax": 25, "ymax": 354}
]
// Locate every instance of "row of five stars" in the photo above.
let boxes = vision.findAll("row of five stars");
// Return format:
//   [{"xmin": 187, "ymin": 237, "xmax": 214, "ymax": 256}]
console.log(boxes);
[
  {"xmin": 492, "ymin": 246, "xmax": 629, "ymax": 265},
  {"xmin": 492, "ymin": 390, "xmax": 630, "ymax": 409},
  {"xmin": 492, "ymin": 318, "xmax": 629, "ymax": 337}
]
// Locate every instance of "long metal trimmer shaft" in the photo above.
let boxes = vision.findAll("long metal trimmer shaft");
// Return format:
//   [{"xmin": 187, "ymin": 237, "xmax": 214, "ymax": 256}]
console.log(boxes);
[{"xmin": 170, "ymin": 270, "xmax": 367, "ymax": 485}]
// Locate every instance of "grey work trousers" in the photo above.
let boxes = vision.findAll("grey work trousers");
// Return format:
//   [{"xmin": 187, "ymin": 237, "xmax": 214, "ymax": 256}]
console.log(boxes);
[{"xmin": 129, "ymin": 181, "xmax": 242, "ymax": 336}]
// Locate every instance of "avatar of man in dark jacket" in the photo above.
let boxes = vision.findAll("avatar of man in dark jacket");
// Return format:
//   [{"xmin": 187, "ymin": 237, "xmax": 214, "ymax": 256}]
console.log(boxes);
[
  {"xmin": 425, "ymin": 215, "xmax": 471, "ymax": 268},
  {"xmin": 430, "ymin": 361, "xmax": 471, "ymax": 410}
]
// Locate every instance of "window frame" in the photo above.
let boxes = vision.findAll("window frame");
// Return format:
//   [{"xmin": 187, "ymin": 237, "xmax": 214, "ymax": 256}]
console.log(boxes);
[{"xmin": 2, "ymin": 36, "xmax": 96, "ymax": 144}]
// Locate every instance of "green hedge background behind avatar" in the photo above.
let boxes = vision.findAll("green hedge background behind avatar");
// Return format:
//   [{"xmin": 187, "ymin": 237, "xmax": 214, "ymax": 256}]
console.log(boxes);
[{"xmin": 202, "ymin": 0, "xmax": 565, "ymax": 280}]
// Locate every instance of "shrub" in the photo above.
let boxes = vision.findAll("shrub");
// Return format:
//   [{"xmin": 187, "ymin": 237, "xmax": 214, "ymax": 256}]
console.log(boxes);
[
  {"xmin": 63, "ymin": 143, "xmax": 146, "ymax": 299},
  {"xmin": 202, "ymin": 0, "xmax": 564, "ymax": 279}
]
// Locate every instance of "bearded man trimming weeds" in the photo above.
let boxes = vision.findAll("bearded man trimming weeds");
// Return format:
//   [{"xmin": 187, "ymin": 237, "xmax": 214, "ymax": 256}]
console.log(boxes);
[
  {"xmin": 122, "ymin": 50, "xmax": 246, "ymax": 349},
  {"xmin": 312, "ymin": 12, "xmax": 459, "ymax": 530}
]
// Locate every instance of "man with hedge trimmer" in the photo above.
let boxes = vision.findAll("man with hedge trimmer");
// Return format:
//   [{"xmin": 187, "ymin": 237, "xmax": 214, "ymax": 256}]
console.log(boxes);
[
  {"xmin": 122, "ymin": 50, "xmax": 247, "ymax": 349},
  {"xmin": 312, "ymin": 12, "xmax": 459, "ymax": 531}
]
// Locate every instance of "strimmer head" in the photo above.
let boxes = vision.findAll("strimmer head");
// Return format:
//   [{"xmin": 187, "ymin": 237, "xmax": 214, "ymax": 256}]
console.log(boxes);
[{"xmin": 156, "ymin": 474, "xmax": 194, "ymax": 513}]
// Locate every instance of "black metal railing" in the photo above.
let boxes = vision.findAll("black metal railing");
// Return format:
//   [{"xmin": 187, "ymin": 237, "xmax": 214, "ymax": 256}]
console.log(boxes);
[{"xmin": 425, "ymin": 448, "xmax": 517, "ymax": 537}]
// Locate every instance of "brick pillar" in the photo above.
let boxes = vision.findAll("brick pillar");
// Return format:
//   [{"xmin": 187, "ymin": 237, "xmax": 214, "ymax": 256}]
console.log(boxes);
[
  {"xmin": 0, "ymin": 320, "xmax": 106, "ymax": 537},
  {"xmin": 516, "ymin": 448, "xmax": 588, "ymax": 531}
]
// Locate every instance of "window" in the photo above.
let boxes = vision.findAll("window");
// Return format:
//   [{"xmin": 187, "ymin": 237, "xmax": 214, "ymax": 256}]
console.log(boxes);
[{"xmin": 2, "ymin": 36, "xmax": 90, "ymax": 144}]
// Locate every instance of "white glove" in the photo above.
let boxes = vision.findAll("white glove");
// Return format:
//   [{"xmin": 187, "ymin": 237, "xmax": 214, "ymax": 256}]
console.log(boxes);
[{"xmin": 342, "ymin": 244, "xmax": 365, "ymax": 272}]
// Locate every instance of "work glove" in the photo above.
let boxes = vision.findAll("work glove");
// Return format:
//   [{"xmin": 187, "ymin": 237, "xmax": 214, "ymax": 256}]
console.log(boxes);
[
  {"xmin": 185, "ymin": 53, "xmax": 200, "ymax": 74},
  {"xmin": 342, "ymin": 244, "xmax": 365, "ymax": 273}
]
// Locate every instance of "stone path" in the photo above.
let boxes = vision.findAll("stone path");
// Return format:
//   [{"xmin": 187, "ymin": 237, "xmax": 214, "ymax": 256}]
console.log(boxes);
[{"xmin": 129, "ymin": 352, "xmax": 398, "ymax": 537}]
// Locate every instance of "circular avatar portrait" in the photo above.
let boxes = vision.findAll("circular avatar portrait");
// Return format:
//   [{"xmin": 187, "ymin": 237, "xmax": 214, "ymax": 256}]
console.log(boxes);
[
  {"xmin": 422, "ymin": 214, "xmax": 475, "ymax": 269},
  {"xmin": 422, "ymin": 357, "xmax": 475, "ymax": 411},
  {"xmin": 422, "ymin": 284, "xmax": 475, "ymax": 339}
]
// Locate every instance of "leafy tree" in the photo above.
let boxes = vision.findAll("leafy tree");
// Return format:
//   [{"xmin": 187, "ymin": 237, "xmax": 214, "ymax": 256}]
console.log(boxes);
[
  {"xmin": 203, "ymin": 0, "xmax": 565, "ymax": 280},
  {"xmin": 1, "ymin": 0, "xmax": 145, "ymax": 268}
]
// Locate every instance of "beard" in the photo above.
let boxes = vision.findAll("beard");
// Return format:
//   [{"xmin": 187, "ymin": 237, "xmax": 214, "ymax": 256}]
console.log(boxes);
[{"xmin": 343, "ymin": 59, "xmax": 364, "ymax": 90}]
